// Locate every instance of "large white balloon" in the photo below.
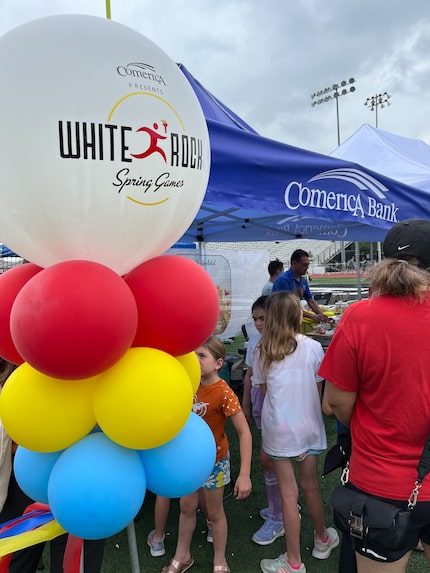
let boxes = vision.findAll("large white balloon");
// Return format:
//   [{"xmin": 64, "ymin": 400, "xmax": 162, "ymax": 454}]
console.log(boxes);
[{"xmin": 0, "ymin": 15, "xmax": 209, "ymax": 274}]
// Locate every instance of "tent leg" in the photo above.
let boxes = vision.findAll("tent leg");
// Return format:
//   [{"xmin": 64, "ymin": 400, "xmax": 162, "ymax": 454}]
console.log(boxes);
[
  {"xmin": 126, "ymin": 521, "xmax": 141, "ymax": 573},
  {"xmin": 197, "ymin": 240, "xmax": 207, "ymax": 268},
  {"xmin": 377, "ymin": 242, "xmax": 382, "ymax": 262},
  {"xmin": 355, "ymin": 242, "xmax": 362, "ymax": 300}
]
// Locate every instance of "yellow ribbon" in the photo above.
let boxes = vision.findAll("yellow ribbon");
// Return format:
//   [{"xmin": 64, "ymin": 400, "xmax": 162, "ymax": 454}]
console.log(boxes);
[{"xmin": 0, "ymin": 520, "xmax": 65, "ymax": 557}]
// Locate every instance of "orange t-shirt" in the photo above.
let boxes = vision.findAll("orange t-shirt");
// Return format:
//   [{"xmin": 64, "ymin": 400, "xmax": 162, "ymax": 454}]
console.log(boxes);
[{"xmin": 192, "ymin": 379, "xmax": 241, "ymax": 462}]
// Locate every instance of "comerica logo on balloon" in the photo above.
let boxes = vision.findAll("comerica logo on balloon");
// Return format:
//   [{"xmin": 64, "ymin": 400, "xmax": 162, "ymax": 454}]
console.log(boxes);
[
  {"xmin": 57, "ymin": 92, "xmax": 206, "ymax": 207},
  {"xmin": 116, "ymin": 62, "xmax": 166, "ymax": 86}
]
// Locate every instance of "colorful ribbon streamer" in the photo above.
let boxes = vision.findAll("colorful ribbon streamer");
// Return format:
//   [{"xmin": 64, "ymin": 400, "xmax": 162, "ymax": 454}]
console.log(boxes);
[{"xmin": 0, "ymin": 503, "xmax": 82, "ymax": 573}]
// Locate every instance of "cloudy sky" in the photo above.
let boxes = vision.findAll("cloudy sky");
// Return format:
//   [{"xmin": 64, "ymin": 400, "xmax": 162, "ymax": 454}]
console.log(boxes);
[{"xmin": 1, "ymin": 0, "xmax": 429, "ymax": 155}]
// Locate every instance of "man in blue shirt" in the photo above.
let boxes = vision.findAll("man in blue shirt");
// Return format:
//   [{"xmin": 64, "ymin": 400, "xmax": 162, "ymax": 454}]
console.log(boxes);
[{"xmin": 272, "ymin": 249, "xmax": 328, "ymax": 323}]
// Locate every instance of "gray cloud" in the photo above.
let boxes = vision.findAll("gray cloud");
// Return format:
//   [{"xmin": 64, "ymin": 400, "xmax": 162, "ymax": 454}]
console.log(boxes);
[{"xmin": 1, "ymin": 0, "xmax": 429, "ymax": 153}]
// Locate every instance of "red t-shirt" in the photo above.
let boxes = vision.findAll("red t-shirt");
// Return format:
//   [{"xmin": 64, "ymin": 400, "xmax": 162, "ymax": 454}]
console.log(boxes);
[
  {"xmin": 319, "ymin": 294, "xmax": 430, "ymax": 501},
  {"xmin": 192, "ymin": 379, "xmax": 241, "ymax": 462}
]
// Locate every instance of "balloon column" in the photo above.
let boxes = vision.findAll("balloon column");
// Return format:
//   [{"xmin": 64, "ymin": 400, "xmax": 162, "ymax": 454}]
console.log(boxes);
[{"xmin": 0, "ymin": 14, "xmax": 219, "ymax": 540}]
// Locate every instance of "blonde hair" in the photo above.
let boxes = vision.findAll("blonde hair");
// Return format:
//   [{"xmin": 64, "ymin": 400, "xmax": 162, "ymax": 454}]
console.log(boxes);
[
  {"xmin": 371, "ymin": 259, "xmax": 430, "ymax": 299},
  {"xmin": 258, "ymin": 291, "xmax": 301, "ymax": 372},
  {"xmin": 202, "ymin": 335, "xmax": 226, "ymax": 363}
]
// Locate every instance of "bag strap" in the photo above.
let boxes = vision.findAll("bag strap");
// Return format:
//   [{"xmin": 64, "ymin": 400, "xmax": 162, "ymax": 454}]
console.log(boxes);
[
  {"xmin": 339, "ymin": 431, "xmax": 430, "ymax": 509},
  {"xmin": 407, "ymin": 432, "xmax": 430, "ymax": 509},
  {"xmin": 417, "ymin": 433, "xmax": 430, "ymax": 483}
]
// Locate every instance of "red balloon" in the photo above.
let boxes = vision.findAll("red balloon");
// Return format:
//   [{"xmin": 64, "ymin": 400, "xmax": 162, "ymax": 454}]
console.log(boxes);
[
  {"xmin": 124, "ymin": 255, "xmax": 219, "ymax": 355},
  {"xmin": 0, "ymin": 263, "xmax": 43, "ymax": 365},
  {"xmin": 10, "ymin": 261, "xmax": 138, "ymax": 379}
]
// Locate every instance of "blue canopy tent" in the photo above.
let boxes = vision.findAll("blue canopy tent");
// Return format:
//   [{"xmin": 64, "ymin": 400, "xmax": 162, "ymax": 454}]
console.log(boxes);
[
  {"xmin": 0, "ymin": 244, "xmax": 17, "ymax": 257},
  {"xmin": 178, "ymin": 64, "xmax": 430, "ymax": 243}
]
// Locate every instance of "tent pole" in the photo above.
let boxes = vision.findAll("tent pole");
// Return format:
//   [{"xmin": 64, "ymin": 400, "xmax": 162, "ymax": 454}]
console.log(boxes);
[
  {"xmin": 197, "ymin": 240, "xmax": 207, "ymax": 268},
  {"xmin": 377, "ymin": 242, "xmax": 382, "ymax": 262},
  {"xmin": 126, "ymin": 521, "xmax": 141, "ymax": 573},
  {"xmin": 355, "ymin": 242, "xmax": 362, "ymax": 300}
]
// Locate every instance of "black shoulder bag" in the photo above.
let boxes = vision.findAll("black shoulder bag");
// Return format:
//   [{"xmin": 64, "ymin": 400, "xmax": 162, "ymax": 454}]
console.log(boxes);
[{"xmin": 331, "ymin": 433, "xmax": 430, "ymax": 562}]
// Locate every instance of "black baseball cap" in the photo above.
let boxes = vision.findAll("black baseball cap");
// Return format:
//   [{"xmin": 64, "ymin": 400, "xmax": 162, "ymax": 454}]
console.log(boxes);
[{"xmin": 383, "ymin": 219, "xmax": 430, "ymax": 268}]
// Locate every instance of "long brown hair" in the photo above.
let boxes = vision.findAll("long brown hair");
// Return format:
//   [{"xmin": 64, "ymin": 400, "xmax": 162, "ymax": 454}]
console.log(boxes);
[
  {"xmin": 258, "ymin": 291, "xmax": 301, "ymax": 372},
  {"xmin": 371, "ymin": 259, "xmax": 430, "ymax": 299}
]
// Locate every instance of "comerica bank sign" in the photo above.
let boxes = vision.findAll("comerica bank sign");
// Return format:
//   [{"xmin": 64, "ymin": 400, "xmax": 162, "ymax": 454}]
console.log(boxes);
[{"xmin": 284, "ymin": 168, "xmax": 399, "ymax": 223}]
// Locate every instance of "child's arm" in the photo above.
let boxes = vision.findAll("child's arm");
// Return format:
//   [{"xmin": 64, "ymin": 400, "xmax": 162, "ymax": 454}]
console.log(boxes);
[
  {"xmin": 229, "ymin": 411, "xmax": 252, "ymax": 500},
  {"xmin": 241, "ymin": 366, "xmax": 253, "ymax": 424}
]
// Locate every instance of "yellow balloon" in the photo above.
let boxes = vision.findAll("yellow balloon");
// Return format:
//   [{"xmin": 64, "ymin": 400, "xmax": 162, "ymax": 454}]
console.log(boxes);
[
  {"xmin": 0, "ymin": 363, "xmax": 97, "ymax": 452},
  {"xmin": 93, "ymin": 347, "xmax": 193, "ymax": 449},
  {"xmin": 175, "ymin": 351, "xmax": 201, "ymax": 394}
]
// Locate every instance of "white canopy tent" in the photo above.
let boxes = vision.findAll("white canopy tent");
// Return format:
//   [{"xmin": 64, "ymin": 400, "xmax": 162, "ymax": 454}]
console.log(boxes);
[
  {"xmin": 331, "ymin": 124, "xmax": 430, "ymax": 288},
  {"xmin": 331, "ymin": 124, "xmax": 430, "ymax": 193}
]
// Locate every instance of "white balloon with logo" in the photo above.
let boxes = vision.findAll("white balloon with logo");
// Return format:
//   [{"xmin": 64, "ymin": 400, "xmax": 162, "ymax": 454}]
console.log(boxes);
[{"xmin": 0, "ymin": 15, "xmax": 210, "ymax": 275}]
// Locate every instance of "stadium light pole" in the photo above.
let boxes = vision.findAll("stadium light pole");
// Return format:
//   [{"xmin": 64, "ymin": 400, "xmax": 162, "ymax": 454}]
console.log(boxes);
[
  {"xmin": 311, "ymin": 77, "xmax": 356, "ymax": 147},
  {"xmin": 364, "ymin": 92, "xmax": 391, "ymax": 128},
  {"xmin": 364, "ymin": 92, "xmax": 391, "ymax": 267},
  {"xmin": 311, "ymin": 77, "xmax": 356, "ymax": 272}
]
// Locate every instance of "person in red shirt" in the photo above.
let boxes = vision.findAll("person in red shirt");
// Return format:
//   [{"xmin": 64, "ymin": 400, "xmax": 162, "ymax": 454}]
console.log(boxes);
[{"xmin": 320, "ymin": 219, "xmax": 430, "ymax": 572}]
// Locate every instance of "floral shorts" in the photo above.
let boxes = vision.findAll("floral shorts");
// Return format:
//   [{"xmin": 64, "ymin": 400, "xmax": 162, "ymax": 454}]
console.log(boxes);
[{"xmin": 202, "ymin": 455, "xmax": 231, "ymax": 490}]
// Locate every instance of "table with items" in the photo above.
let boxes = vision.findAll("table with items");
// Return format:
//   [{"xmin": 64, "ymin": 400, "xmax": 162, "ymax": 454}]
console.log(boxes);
[{"xmin": 304, "ymin": 302, "xmax": 348, "ymax": 349}]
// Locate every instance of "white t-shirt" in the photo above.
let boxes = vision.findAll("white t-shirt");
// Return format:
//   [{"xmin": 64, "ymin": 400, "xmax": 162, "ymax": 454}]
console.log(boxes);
[
  {"xmin": 261, "ymin": 280, "xmax": 273, "ymax": 296},
  {"xmin": 245, "ymin": 334, "xmax": 261, "ymax": 387},
  {"xmin": 253, "ymin": 334, "xmax": 326, "ymax": 457}
]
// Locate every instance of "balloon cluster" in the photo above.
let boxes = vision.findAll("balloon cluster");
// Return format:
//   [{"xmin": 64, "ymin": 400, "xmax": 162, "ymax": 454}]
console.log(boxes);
[{"xmin": 0, "ymin": 15, "xmax": 218, "ymax": 540}]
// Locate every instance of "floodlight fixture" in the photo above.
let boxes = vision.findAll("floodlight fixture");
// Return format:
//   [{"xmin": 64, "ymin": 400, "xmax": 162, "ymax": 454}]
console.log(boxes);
[
  {"xmin": 364, "ymin": 92, "xmax": 391, "ymax": 128},
  {"xmin": 311, "ymin": 77, "xmax": 356, "ymax": 146}
]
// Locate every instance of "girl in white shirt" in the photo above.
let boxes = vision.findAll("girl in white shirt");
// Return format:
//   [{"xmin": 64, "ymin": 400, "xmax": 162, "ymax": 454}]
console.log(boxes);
[{"xmin": 253, "ymin": 292, "xmax": 338, "ymax": 573}]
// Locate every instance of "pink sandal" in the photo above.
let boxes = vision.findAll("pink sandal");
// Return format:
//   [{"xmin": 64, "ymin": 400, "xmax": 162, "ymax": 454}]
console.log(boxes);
[
  {"xmin": 161, "ymin": 556, "xmax": 194, "ymax": 573},
  {"xmin": 213, "ymin": 565, "xmax": 230, "ymax": 573}
]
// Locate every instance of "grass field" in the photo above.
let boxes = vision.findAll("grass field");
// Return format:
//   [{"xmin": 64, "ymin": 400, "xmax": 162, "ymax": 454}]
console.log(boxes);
[
  {"xmin": 95, "ymin": 414, "xmax": 426, "ymax": 573},
  {"xmin": 311, "ymin": 276, "xmax": 371, "ymax": 287}
]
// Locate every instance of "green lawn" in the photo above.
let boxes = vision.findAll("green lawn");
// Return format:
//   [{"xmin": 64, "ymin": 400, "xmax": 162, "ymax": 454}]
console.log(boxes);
[
  {"xmin": 97, "ymin": 415, "xmax": 426, "ymax": 573},
  {"xmin": 311, "ymin": 277, "xmax": 371, "ymax": 287}
]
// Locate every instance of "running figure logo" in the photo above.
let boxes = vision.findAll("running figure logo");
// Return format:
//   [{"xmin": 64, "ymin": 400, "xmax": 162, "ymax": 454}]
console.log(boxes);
[
  {"xmin": 131, "ymin": 119, "xmax": 168, "ymax": 161},
  {"xmin": 192, "ymin": 398, "xmax": 208, "ymax": 418}
]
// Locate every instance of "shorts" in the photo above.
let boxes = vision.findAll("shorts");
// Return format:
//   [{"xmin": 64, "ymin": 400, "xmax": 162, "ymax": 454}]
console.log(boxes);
[
  {"xmin": 251, "ymin": 386, "xmax": 264, "ymax": 429},
  {"xmin": 346, "ymin": 482, "xmax": 430, "ymax": 562},
  {"xmin": 271, "ymin": 449, "xmax": 323, "ymax": 462},
  {"xmin": 202, "ymin": 455, "xmax": 231, "ymax": 490}
]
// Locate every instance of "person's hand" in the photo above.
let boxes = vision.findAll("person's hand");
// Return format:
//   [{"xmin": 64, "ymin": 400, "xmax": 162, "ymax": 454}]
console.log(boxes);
[
  {"xmin": 315, "ymin": 313, "xmax": 328, "ymax": 323},
  {"xmin": 234, "ymin": 475, "xmax": 252, "ymax": 499}
]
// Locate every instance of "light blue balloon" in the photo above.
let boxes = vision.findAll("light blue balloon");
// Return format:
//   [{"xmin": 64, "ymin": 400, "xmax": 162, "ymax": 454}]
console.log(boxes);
[
  {"xmin": 48, "ymin": 433, "xmax": 146, "ymax": 539},
  {"xmin": 14, "ymin": 446, "xmax": 62, "ymax": 503},
  {"xmin": 139, "ymin": 412, "xmax": 216, "ymax": 497}
]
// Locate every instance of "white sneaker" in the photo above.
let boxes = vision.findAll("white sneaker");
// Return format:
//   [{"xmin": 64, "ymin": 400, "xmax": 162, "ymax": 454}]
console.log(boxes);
[
  {"xmin": 260, "ymin": 553, "xmax": 306, "ymax": 573},
  {"xmin": 312, "ymin": 527, "xmax": 339, "ymax": 559},
  {"xmin": 146, "ymin": 529, "xmax": 165, "ymax": 557}
]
